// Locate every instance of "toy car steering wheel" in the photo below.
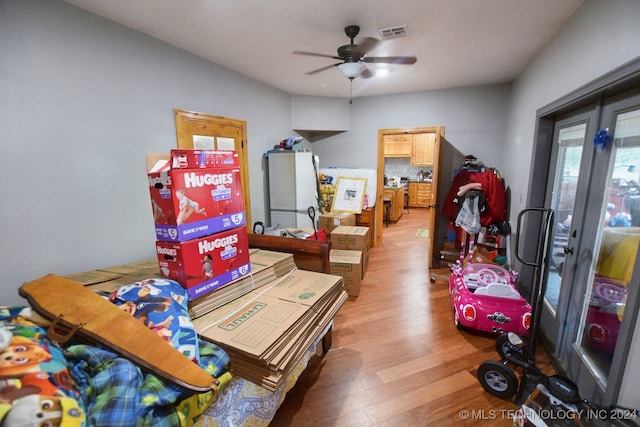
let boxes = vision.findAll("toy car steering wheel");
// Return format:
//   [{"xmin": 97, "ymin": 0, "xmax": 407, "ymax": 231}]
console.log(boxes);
[
  {"xmin": 594, "ymin": 280, "xmax": 627, "ymax": 303},
  {"xmin": 477, "ymin": 267, "xmax": 499, "ymax": 287}
]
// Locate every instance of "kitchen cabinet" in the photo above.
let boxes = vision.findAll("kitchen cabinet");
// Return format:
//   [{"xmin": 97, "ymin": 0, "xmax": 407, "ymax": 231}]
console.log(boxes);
[
  {"xmin": 383, "ymin": 134, "xmax": 412, "ymax": 157},
  {"xmin": 383, "ymin": 187, "xmax": 404, "ymax": 222},
  {"xmin": 411, "ymin": 132, "xmax": 436, "ymax": 166},
  {"xmin": 407, "ymin": 182, "xmax": 432, "ymax": 207}
]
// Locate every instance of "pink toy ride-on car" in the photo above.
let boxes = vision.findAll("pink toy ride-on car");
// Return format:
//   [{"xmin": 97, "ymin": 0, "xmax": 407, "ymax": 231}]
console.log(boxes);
[{"xmin": 449, "ymin": 262, "xmax": 531, "ymax": 335}]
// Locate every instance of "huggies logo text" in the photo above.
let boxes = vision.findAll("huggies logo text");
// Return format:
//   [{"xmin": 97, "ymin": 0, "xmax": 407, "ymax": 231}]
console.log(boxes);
[
  {"xmin": 198, "ymin": 234, "xmax": 239, "ymax": 254},
  {"xmin": 183, "ymin": 172, "xmax": 233, "ymax": 188}
]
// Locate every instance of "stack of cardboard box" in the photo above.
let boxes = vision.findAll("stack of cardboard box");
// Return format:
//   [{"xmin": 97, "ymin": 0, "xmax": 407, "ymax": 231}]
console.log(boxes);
[
  {"xmin": 147, "ymin": 149, "xmax": 251, "ymax": 301},
  {"xmin": 193, "ymin": 268, "xmax": 347, "ymax": 391},
  {"xmin": 329, "ymin": 225, "xmax": 370, "ymax": 296}
]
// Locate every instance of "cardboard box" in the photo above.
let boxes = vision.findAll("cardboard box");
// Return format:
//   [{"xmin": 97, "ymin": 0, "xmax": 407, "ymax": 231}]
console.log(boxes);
[
  {"xmin": 330, "ymin": 226, "xmax": 369, "ymax": 250},
  {"xmin": 195, "ymin": 268, "xmax": 344, "ymax": 359},
  {"xmin": 147, "ymin": 149, "xmax": 246, "ymax": 242},
  {"xmin": 330, "ymin": 225, "xmax": 369, "ymax": 277},
  {"xmin": 156, "ymin": 226, "xmax": 251, "ymax": 300},
  {"xmin": 318, "ymin": 212, "xmax": 356, "ymax": 235},
  {"xmin": 330, "ymin": 249, "xmax": 362, "ymax": 296},
  {"xmin": 464, "ymin": 245, "xmax": 498, "ymax": 266}
]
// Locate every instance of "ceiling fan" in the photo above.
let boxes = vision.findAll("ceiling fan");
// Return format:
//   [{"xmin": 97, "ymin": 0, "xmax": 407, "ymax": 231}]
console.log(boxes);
[{"xmin": 293, "ymin": 25, "xmax": 417, "ymax": 80}]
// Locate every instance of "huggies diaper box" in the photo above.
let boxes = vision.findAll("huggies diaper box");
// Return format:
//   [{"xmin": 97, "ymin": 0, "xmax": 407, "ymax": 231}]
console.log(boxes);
[
  {"xmin": 147, "ymin": 149, "xmax": 246, "ymax": 242},
  {"xmin": 156, "ymin": 227, "xmax": 251, "ymax": 300}
]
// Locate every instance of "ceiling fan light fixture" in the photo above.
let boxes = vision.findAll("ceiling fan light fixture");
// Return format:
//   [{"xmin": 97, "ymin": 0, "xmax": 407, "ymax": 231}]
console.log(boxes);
[
  {"xmin": 375, "ymin": 67, "xmax": 389, "ymax": 77},
  {"xmin": 338, "ymin": 62, "xmax": 366, "ymax": 78}
]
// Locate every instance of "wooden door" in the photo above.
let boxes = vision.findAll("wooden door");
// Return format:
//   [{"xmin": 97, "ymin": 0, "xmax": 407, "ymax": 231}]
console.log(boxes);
[
  {"xmin": 428, "ymin": 127, "xmax": 443, "ymax": 268},
  {"xmin": 174, "ymin": 109, "xmax": 251, "ymax": 228}
]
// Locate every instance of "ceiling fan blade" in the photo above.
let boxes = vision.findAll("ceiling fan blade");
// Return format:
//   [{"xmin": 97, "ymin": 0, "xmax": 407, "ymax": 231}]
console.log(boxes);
[
  {"xmin": 362, "ymin": 56, "xmax": 417, "ymax": 65},
  {"xmin": 353, "ymin": 37, "xmax": 379, "ymax": 56},
  {"xmin": 305, "ymin": 63, "xmax": 342, "ymax": 75},
  {"xmin": 293, "ymin": 51, "xmax": 342, "ymax": 60},
  {"xmin": 360, "ymin": 67, "xmax": 373, "ymax": 79}
]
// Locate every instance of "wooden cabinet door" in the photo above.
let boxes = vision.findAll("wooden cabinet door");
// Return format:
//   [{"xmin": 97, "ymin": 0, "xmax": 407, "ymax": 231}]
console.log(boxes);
[
  {"xmin": 174, "ymin": 109, "xmax": 251, "ymax": 227},
  {"xmin": 408, "ymin": 183, "xmax": 418, "ymax": 206},
  {"xmin": 383, "ymin": 134, "xmax": 412, "ymax": 157},
  {"xmin": 411, "ymin": 132, "xmax": 436, "ymax": 165}
]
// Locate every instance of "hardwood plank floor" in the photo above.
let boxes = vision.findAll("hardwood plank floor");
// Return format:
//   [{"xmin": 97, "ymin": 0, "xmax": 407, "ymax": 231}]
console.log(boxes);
[{"xmin": 271, "ymin": 208, "xmax": 554, "ymax": 426}]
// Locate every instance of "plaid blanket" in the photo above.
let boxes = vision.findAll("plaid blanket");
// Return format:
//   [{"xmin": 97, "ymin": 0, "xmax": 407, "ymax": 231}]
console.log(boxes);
[
  {"xmin": 66, "ymin": 340, "xmax": 231, "ymax": 427},
  {"xmin": 1, "ymin": 302, "xmax": 231, "ymax": 427}
]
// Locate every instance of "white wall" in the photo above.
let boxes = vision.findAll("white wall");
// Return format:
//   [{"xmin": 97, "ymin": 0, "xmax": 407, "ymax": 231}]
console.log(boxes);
[{"xmin": 0, "ymin": 0, "xmax": 292, "ymax": 306}]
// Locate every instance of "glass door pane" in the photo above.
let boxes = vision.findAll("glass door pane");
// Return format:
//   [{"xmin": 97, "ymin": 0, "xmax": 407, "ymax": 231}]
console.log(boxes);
[
  {"xmin": 576, "ymin": 108, "xmax": 640, "ymax": 382},
  {"xmin": 546, "ymin": 124, "xmax": 586, "ymax": 314}
]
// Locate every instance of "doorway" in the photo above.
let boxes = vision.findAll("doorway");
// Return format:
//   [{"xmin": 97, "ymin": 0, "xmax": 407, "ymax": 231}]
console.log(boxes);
[
  {"xmin": 526, "ymin": 59, "xmax": 640, "ymax": 406},
  {"xmin": 174, "ymin": 109, "xmax": 251, "ymax": 228},
  {"xmin": 376, "ymin": 126, "xmax": 443, "ymax": 268}
]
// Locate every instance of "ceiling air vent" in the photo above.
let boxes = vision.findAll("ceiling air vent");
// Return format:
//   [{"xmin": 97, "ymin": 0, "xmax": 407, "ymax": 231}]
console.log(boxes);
[{"xmin": 378, "ymin": 25, "xmax": 408, "ymax": 40}]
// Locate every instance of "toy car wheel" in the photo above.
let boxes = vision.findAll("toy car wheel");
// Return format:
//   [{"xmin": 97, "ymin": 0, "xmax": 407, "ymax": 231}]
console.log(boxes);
[
  {"xmin": 477, "ymin": 360, "xmax": 519, "ymax": 399},
  {"xmin": 453, "ymin": 309, "xmax": 465, "ymax": 330}
]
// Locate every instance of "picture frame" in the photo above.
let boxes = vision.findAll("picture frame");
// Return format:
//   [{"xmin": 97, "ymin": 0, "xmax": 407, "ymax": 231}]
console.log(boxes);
[{"xmin": 331, "ymin": 177, "xmax": 368, "ymax": 213}]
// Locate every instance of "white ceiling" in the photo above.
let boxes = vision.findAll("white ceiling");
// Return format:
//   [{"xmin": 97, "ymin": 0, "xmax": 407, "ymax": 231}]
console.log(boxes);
[{"xmin": 64, "ymin": 0, "xmax": 583, "ymax": 99}]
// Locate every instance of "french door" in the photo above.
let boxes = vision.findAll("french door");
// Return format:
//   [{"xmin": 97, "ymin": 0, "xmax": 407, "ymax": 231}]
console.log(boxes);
[
  {"xmin": 561, "ymin": 94, "xmax": 640, "ymax": 403},
  {"xmin": 536, "ymin": 88, "xmax": 640, "ymax": 405},
  {"xmin": 539, "ymin": 110, "xmax": 597, "ymax": 346}
]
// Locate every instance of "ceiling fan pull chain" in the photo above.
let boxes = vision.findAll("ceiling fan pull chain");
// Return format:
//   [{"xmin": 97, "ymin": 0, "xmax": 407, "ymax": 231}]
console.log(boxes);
[{"xmin": 349, "ymin": 78, "xmax": 353, "ymax": 104}]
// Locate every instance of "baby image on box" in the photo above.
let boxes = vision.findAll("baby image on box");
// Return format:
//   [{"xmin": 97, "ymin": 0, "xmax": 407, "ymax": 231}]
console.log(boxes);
[{"xmin": 175, "ymin": 189, "xmax": 207, "ymax": 225}]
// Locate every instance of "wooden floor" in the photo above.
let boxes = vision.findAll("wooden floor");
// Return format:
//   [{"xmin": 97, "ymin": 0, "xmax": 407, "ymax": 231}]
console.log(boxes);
[{"xmin": 271, "ymin": 208, "xmax": 554, "ymax": 426}]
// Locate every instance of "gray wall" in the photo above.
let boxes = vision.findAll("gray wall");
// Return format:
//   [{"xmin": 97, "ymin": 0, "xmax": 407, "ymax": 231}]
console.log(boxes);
[
  {"xmin": 0, "ymin": 0, "xmax": 291, "ymax": 306},
  {"xmin": 505, "ymin": 0, "xmax": 640, "ymax": 217},
  {"xmin": 310, "ymin": 85, "xmax": 510, "ymax": 172},
  {"xmin": 505, "ymin": 0, "xmax": 639, "ymax": 410}
]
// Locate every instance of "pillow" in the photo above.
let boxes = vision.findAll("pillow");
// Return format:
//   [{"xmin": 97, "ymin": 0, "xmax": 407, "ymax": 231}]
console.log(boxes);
[{"xmin": 108, "ymin": 278, "xmax": 200, "ymax": 362}]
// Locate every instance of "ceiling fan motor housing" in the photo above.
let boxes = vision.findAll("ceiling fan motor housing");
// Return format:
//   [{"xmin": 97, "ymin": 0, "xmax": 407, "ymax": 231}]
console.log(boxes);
[{"xmin": 338, "ymin": 44, "xmax": 359, "ymax": 61}]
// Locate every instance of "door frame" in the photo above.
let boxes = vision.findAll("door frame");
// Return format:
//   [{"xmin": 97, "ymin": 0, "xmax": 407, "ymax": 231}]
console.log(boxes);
[
  {"xmin": 376, "ymin": 126, "xmax": 443, "ymax": 268},
  {"xmin": 174, "ymin": 109, "xmax": 251, "ymax": 228}
]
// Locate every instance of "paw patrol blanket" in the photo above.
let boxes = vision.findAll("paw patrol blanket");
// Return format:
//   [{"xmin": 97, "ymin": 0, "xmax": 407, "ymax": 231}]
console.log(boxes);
[{"xmin": 1, "ymin": 278, "xmax": 231, "ymax": 426}]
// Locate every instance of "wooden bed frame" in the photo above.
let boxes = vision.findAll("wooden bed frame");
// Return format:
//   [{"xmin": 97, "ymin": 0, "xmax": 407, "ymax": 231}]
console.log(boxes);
[{"xmin": 247, "ymin": 233, "xmax": 331, "ymax": 274}]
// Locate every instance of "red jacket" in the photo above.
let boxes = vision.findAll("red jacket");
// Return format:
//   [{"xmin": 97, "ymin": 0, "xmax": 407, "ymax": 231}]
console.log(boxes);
[{"xmin": 442, "ymin": 169, "xmax": 506, "ymax": 227}]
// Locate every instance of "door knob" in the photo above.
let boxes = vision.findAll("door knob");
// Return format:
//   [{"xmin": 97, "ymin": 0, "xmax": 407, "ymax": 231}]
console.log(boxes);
[{"xmin": 564, "ymin": 246, "xmax": 574, "ymax": 255}]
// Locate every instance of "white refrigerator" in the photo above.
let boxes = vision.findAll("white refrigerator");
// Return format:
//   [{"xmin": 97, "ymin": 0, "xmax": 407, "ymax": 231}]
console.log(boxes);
[{"xmin": 268, "ymin": 150, "xmax": 319, "ymax": 229}]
